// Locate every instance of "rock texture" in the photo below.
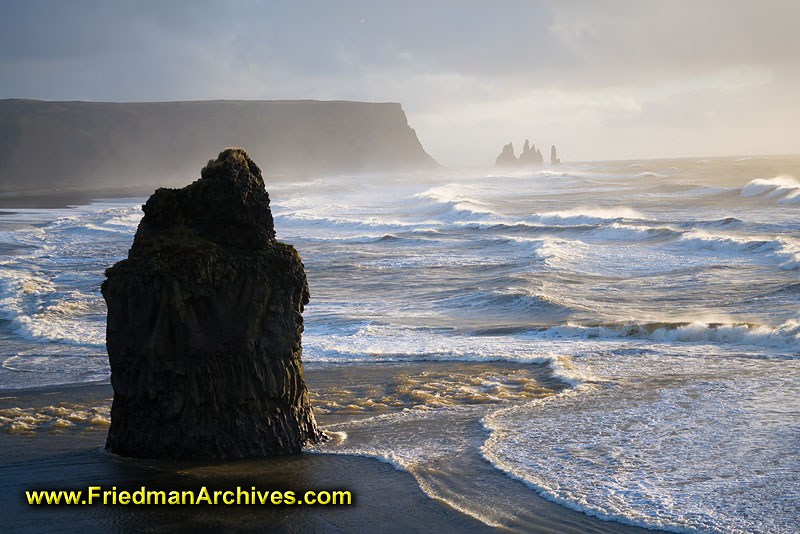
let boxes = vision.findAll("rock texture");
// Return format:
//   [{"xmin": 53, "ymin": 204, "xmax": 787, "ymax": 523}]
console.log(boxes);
[{"xmin": 101, "ymin": 148, "xmax": 323, "ymax": 460}]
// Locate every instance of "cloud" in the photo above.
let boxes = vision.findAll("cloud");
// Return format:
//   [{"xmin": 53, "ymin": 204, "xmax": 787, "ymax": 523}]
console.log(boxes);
[{"xmin": 1, "ymin": 0, "xmax": 798, "ymax": 164}]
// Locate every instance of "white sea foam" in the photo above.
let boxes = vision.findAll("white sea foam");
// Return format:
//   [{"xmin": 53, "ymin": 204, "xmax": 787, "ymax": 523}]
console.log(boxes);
[
  {"xmin": 589, "ymin": 223, "xmax": 680, "ymax": 242},
  {"xmin": 414, "ymin": 183, "xmax": 505, "ymax": 221},
  {"xmin": 82, "ymin": 223, "xmax": 134, "ymax": 234},
  {"xmin": 0, "ymin": 204, "xmax": 135, "ymax": 350},
  {"xmin": 502, "ymin": 236, "xmax": 575, "ymax": 265},
  {"xmin": 308, "ymin": 405, "xmax": 512, "ymax": 527},
  {"xmin": 415, "ymin": 183, "xmax": 479, "ymax": 205},
  {"xmin": 675, "ymin": 230, "xmax": 800, "ymax": 269},
  {"xmin": 541, "ymin": 319, "xmax": 800, "ymax": 353},
  {"xmin": 778, "ymin": 189, "xmax": 800, "ymax": 204},
  {"xmin": 531, "ymin": 207, "xmax": 648, "ymax": 225},
  {"xmin": 303, "ymin": 323, "xmax": 595, "ymax": 386},
  {"xmin": 101, "ymin": 213, "xmax": 142, "ymax": 227},
  {"xmin": 741, "ymin": 175, "xmax": 800, "ymax": 203},
  {"xmin": 0, "ymin": 269, "xmax": 106, "ymax": 347},
  {"xmin": 0, "ymin": 401, "xmax": 110, "ymax": 434},
  {"xmin": 277, "ymin": 211, "xmax": 412, "ymax": 230},
  {"xmin": 480, "ymin": 350, "xmax": 800, "ymax": 534}
]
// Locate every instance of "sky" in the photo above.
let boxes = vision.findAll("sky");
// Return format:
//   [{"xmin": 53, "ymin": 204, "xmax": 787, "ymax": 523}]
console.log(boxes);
[{"xmin": 1, "ymin": 0, "xmax": 798, "ymax": 166}]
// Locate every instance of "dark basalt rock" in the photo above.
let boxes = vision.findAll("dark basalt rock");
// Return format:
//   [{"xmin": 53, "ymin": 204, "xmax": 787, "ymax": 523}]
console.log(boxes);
[{"xmin": 102, "ymin": 148, "xmax": 323, "ymax": 460}]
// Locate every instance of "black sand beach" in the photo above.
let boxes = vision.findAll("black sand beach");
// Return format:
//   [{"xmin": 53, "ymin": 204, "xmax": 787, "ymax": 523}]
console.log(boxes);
[{"xmin": 1, "ymin": 364, "xmax": 663, "ymax": 534}]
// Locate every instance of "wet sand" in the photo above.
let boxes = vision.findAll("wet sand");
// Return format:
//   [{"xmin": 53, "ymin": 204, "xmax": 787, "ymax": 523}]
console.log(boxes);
[{"xmin": 1, "ymin": 364, "xmax": 664, "ymax": 533}]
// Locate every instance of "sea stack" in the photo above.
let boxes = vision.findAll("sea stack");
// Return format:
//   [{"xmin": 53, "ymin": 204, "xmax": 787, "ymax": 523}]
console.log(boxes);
[
  {"xmin": 102, "ymin": 148, "xmax": 323, "ymax": 460},
  {"xmin": 519, "ymin": 139, "xmax": 544, "ymax": 166},
  {"xmin": 550, "ymin": 145, "xmax": 561, "ymax": 165},
  {"xmin": 495, "ymin": 142, "xmax": 518, "ymax": 167},
  {"xmin": 496, "ymin": 139, "xmax": 551, "ymax": 168}
]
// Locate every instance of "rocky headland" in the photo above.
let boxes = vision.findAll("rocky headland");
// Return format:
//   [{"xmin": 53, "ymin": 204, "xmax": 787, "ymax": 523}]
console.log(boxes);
[
  {"xmin": 0, "ymin": 99, "xmax": 438, "ymax": 192},
  {"xmin": 102, "ymin": 148, "xmax": 323, "ymax": 460}
]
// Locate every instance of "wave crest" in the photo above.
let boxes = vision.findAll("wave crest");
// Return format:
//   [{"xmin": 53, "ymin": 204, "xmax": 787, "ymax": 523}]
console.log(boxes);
[
  {"xmin": 741, "ymin": 175, "xmax": 800, "ymax": 204},
  {"xmin": 543, "ymin": 319, "xmax": 800, "ymax": 353}
]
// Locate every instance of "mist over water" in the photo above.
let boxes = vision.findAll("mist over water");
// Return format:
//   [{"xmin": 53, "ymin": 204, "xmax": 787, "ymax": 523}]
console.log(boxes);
[{"xmin": 1, "ymin": 156, "xmax": 798, "ymax": 533}]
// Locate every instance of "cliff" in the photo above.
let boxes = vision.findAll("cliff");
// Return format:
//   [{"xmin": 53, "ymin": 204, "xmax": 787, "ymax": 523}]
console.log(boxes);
[
  {"xmin": 0, "ymin": 99, "xmax": 438, "ymax": 192},
  {"xmin": 101, "ymin": 148, "xmax": 323, "ymax": 459}
]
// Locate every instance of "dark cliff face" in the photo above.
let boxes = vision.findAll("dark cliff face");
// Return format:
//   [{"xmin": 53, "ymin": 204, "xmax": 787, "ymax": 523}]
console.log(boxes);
[
  {"xmin": 101, "ymin": 148, "xmax": 323, "ymax": 460},
  {"xmin": 0, "ymin": 99, "xmax": 439, "ymax": 192}
]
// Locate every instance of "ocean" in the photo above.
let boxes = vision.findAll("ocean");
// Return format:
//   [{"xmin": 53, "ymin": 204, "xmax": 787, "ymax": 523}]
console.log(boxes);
[{"xmin": 1, "ymin": 156, "xmax": 798, "ymax": 533}]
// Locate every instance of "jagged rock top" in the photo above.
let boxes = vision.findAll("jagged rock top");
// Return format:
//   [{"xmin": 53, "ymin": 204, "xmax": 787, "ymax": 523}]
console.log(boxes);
[
  {"xmin": 102, "ymin": 148, "xmax": 320, "ymax": 459},
  {"xmin": 495, "ymin": 142, "xmax": 518, "ymax": 167},
  {"xmin": 131, "ymin": 148, "xmax": 276, "ymax": 255}
]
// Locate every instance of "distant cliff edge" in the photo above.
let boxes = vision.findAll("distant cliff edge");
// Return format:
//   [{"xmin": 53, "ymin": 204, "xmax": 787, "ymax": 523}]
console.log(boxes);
[{"xmin": 0, "ymin": 99, "xmax": 438, "ymax": 191}]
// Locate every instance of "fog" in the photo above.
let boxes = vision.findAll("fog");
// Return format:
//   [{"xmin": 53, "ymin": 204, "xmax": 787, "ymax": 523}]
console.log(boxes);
[{"xmin": 2, "ymin": 1, "xmax": 798, "ymax": 165}]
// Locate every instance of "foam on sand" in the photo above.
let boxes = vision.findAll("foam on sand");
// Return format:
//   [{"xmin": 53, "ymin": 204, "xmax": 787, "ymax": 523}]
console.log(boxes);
[{"xmin": 480, "ymin": 349, "xmax": 800, "ymax": 534}]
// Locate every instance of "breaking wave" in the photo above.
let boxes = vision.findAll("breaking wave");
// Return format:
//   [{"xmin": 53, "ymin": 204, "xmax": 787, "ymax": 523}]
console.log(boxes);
[
  {"xmin": 539, "ymin": 319, "xmax": 800, "ymax": 353},
  {"xmin": 676, "ymin": 230, "xmax": 800, "ymax": 269},
  {"xmin": 741, "ymin": 175, "xmax": 800, "ymax": 204}
]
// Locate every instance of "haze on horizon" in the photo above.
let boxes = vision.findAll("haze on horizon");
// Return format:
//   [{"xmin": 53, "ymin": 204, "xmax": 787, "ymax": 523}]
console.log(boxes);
[{"xmin": 1, "ymin": 0, "xmax": 798, "ymax": 167}]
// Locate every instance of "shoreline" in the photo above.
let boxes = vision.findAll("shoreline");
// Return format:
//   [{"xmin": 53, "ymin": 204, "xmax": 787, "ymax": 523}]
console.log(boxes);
[
  {"xmin": 4, "ymin": 446, "xmax": 496, "ymax": 534},
  {"xmin": 1, "ymin": 369, "xmax": 664, "ymax": 534}
]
